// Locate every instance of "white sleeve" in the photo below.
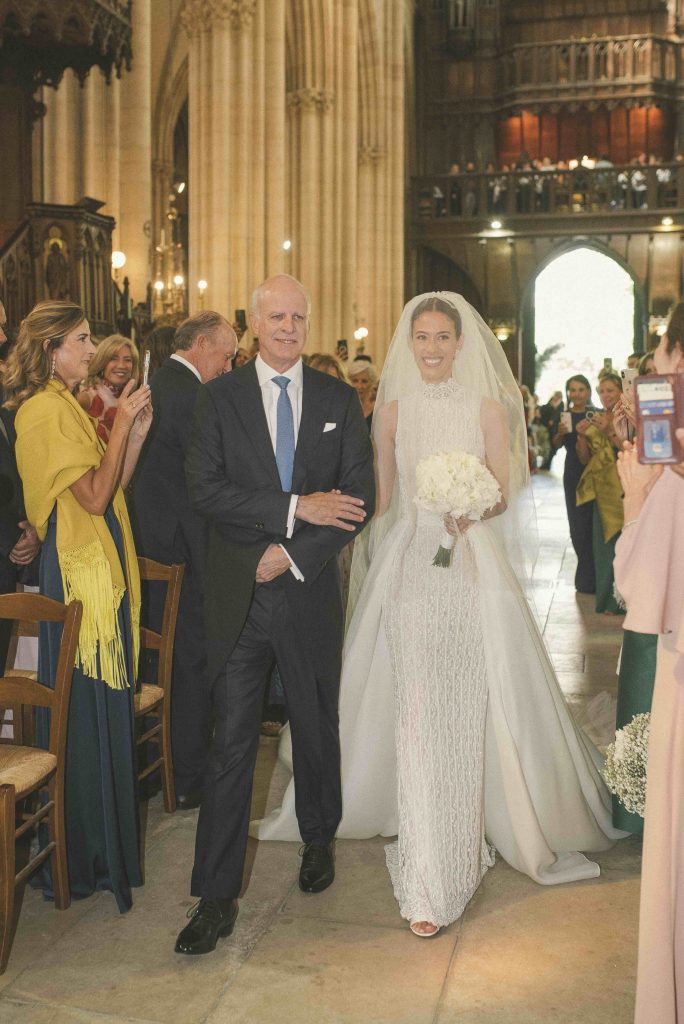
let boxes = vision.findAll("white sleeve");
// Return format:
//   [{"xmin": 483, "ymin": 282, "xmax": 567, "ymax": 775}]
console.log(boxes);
[{"xmin": 279, "ymin": 543, "xmax": 304, "ymax": 582}]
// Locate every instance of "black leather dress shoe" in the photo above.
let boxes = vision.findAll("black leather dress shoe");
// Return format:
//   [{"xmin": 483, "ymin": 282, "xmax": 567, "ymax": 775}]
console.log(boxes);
[
  {"xmin": 299, "ymin": 842, "xmax": 335, "ymax": 893},
  {"xmin": 175, "ymin": 898, "xmax": 238, "ymax": 955},
  {"xmin": 176, "ymin": 792, "xmax": 202, "ymax": 811}
]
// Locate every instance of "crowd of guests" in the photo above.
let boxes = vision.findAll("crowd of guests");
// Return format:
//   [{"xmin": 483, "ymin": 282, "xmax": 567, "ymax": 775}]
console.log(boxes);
[
  {"xmin": 0, "ymin": 296, "xmax": 380, "ymax": 912},
  {"xmin": 431, "ymin": 151, "xmax": 684, "ymax": 216},
  {"xmin": 1, "ymin": 291, "xmax": 683, "ymax": 1016}
]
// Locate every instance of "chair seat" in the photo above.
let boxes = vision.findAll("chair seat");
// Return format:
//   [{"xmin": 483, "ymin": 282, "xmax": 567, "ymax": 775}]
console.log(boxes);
[
  {"xmin": 135, "ymin": 684, "xmax": 164, "ymax": 714},
  {"xmin": 0, "ymin": 745, "xmax": 57, "ymax": 797}
]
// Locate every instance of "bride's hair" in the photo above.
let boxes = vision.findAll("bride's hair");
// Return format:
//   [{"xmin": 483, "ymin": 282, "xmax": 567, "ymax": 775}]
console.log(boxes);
[{"xmin": 410, "ymin": 296, "xmax": 462, "ymax": 338}]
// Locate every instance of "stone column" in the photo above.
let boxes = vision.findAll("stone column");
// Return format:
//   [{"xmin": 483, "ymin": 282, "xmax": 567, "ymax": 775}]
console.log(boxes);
[
  {"xmin": 103, "ymin": 76, "xmax": 121, "ymax": 252},
  {"xmin": 183, "ymin": 0, "xmax": 287, "ymax": 316},
  {"xmin": 355, "ymin": 0, "xmax": 406, "ymax": 363},
  {"xmin": 41, "ymin": 69, "xmax": 83, "ymax": 205},
  {"xmin": 119, "ymin": 0, "xmax": 152, "ymax": 301},
  {"xmin": 83, "ymin": 70, "xmax": 107, "ymax": 204}
]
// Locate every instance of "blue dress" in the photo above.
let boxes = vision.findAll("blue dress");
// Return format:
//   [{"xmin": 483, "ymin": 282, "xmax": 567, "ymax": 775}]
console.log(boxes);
[
  {"xmin": 36, "ymin": 504, "xmax": 142, "ymax": 912},
  {"xmin": 562, "ymin": 410, "xmax": 596, "ymax": 594}
]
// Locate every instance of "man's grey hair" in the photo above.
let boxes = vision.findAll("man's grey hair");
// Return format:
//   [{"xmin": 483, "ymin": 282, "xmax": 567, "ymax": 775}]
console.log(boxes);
[
  {"xmin": 174, "ymin": 311, "xmax": 228, "ymax": 351},
  {"xmin": 250, "ymin": 275, "xmax": 312, "ymax": 317}
]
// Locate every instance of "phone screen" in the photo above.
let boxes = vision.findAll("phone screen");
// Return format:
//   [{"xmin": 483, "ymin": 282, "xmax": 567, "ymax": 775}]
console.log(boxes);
[{"xmin": 638, "ymin": 378, "xmax": 675, "ymax": 461}]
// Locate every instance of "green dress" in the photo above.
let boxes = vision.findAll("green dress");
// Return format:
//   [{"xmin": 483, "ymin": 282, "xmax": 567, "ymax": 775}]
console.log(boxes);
[
  {"xmin": 576, "ymin": 425, "xmax": 623, "ymax": 614},
  {"xmin": 613, "ymin": 629, "xmax": 657, "ymax": 833}
]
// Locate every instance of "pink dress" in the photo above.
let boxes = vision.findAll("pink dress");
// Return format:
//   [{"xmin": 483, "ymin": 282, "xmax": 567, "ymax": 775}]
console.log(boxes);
[{"xmin": 614, "ymin": 467, "xmax": 684, "ymax": 1024}]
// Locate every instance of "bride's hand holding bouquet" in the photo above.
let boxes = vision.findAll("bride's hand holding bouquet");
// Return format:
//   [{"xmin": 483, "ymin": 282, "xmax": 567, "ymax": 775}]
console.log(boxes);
[{"xmin": 414, "ymin": 448, "xmax": 501, "ymax": 567}]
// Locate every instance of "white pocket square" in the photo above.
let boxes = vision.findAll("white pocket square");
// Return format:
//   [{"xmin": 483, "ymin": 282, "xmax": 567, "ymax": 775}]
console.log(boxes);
[{"xmin": 323, "ymin": 422, "xmax": 337, "ymax": 433}]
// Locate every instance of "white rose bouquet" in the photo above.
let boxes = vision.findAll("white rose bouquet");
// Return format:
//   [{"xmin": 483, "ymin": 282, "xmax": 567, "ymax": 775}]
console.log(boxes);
[
  {"xmin": 414, "ymin": 449, "xmax": 501, "ymax": 567},
  {"xmin": 603, "ymin": 712, "xmax": 650, "ymax": 817}
]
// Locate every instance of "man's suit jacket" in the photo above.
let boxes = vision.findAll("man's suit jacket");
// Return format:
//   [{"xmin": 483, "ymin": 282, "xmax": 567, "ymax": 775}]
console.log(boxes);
[
  {"xmin": 131, "ymin": 357, "xmax": 206, "ymax": 576},
  {"xmin": 0, "ymin": 407, "xmax": 36, "ymax": 590},
  {"xmin": 186, "ymin": 359, "xmax": 375, "ymax": 684}
]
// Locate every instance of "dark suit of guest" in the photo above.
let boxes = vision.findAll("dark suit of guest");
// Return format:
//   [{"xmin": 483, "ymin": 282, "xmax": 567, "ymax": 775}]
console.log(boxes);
[
  {"xmin": 0, "ymin": 407, "xmax": 39, "ymax": 671},
  {"xmin": 131, "ymin": 356, "xmax": 211, "ymax": 797},
  {"xmin": 186, "ymin": 357, "xmax": 374, "ymax": 899}
]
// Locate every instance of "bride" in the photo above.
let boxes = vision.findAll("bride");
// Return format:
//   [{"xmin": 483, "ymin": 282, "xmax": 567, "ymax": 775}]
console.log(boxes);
[{"xmin": 254, "ymin": 292, "xmax": 624, "ymax": 937}]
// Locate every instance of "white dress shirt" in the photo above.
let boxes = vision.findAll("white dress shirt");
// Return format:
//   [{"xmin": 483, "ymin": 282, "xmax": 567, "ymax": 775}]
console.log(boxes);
[
  {"xmin": 170, "ymin": 352, "xmax": 202, "ymax": 382},
  {"xmin": 254, "ymin": 354, "xmax": 304, "ymax": 580}
]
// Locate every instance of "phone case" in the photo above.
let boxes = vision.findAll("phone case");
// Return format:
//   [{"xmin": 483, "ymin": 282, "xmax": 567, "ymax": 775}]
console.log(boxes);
[{"xmin": 635, "ymin": 374, "xmax": 684, "ymax": 464}]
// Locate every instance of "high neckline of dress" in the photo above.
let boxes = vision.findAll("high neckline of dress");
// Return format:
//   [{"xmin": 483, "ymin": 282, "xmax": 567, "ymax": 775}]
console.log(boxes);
[{"xmin": 419, "ymin": 378, "xmax": 462, "ymax": 400}]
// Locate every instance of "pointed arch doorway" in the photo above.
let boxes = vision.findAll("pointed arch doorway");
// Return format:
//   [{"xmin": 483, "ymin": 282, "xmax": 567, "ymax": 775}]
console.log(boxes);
[{"xmin": 520, "ymin": 243, "xmax": 644, "ymax": 399}]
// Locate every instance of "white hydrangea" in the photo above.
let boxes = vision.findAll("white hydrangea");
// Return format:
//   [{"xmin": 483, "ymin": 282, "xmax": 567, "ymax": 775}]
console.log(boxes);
[
  {"xmin": 414, "ymin": 449, "xmax": 501, "ymax": 521},
  {"xmin": 603, "ymin": 713, "xmax": 650, "ymax": 817}
]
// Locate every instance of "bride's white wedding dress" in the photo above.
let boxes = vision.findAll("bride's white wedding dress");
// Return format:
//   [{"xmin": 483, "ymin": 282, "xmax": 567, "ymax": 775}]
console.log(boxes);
[{"xmin": 254, "ymin": 294, "xmax": 624, "ymax": 927}]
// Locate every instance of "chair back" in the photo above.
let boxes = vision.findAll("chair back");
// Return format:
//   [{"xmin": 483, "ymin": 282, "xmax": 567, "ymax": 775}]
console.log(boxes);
[
  {"xmin": 0, "ymin": 594, "xmax": 82, "ymax": 761},
  {"xmin": 137, "ymin": 558, "xmax": 184, "ymax": 697}
]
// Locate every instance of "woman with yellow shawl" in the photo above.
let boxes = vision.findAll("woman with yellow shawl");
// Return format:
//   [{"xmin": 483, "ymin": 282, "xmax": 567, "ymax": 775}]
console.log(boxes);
[
  {"xmin": 4, "ymin": 300, "xmax": 152, "ymax": 912},
  {"xmin": 576, "ymin": 372, "xmax": 624, "ymax": 615}
]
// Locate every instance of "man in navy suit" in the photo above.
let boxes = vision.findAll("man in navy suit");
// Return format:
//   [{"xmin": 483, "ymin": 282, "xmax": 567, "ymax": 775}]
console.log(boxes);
[
  {"xmin": 175, "ymin": 275, "xmax": 375, "ymax": 954},
  {"xmin": 131, "ymin": 312, "xmax": 237, "ymax": 807}
]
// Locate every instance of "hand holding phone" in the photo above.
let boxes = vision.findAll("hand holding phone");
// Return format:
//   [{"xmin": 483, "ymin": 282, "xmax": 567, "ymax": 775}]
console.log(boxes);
[{"xmin": 634, "ymin": 374, "xmax": 684, "ymax": 464}]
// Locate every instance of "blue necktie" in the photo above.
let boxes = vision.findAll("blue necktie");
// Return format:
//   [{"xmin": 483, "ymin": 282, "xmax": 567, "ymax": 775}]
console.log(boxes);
[{"xmin": 272, "ymin": 376, "xmax": 295, "ymax": 492}]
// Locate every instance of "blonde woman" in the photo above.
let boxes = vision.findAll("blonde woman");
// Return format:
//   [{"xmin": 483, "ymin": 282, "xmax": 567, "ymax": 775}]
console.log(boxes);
[
  {"xmin": 78, "ymin": 333, "xmax": 139, "ymax": 444},
  {"xmin": 308, "ymin": 352, "xmax": 349, "ymax": 382},
  {"xmin": 4, "ymin": 300, "xmax": 152, "ymax": 912},
  {"xmin": 348, "ymin": 358, "xmax": 378, "ymax": 430}
]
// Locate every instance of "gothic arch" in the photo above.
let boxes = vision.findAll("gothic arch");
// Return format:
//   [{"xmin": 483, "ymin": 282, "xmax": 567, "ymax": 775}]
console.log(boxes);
[{"xmin": 518, "ymin": 238, "xmax": 647, "ymax": 387}]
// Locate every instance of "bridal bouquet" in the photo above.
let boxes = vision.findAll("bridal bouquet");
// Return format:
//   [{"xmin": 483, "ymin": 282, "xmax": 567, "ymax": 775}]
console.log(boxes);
[
  {"xmin": 603, "ymin": 712, "xmax": 650, "ymax": 817},
  {"xmin": 414, "ymin": 449, "xmax": 501, "ymax": 568}
]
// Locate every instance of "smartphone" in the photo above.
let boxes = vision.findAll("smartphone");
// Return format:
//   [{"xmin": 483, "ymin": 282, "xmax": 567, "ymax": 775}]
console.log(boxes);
[
  {"xmin": 142, "ymin": 349, "xmax": 151, "ymax": 386},
  {"xmin": 336, "ymin": 339, "xmax": 348, "ymax": 361},
  {"xmin": 603, "ymin": 357, "xmax": 613, "ymax": 371},
  {"xmin": 634, "ymin": 374, "xmax": 684, "ymax": 464},
  {"xmin": 621, "ymin": 367, "xmax": 638, "ymax": 400},
  {"xmin": 235, "ymin": 308, "xmax": 247, "ymax": 332},
  {"xmin": 560, "ymin": 411, "xmax": 572, "ymax": 431}
]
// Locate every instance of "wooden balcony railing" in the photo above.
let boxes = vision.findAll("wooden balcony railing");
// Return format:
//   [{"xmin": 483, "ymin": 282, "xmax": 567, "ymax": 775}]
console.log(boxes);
[
  {"xmin": 497, "ymin": 35, "xmax": 678, "ymax": 108},
  {"xmin": 412, "ymin": 164, "xmax": 684, "ymax": 223}
]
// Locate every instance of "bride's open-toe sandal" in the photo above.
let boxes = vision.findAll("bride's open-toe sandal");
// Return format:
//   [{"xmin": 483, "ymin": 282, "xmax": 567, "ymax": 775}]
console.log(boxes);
[{"xmin": 410, "ymin": 921, "xmax": 440, "ymax": 938}]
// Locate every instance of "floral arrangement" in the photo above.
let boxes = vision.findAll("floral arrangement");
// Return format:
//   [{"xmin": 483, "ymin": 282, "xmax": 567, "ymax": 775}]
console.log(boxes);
[
  {"xmin": 603, "ymin": 712, "xmax": 650, "ymax": 817},
  {"xmin": 414, "ymin": 449, "xmax": 501, "ymax": 567}
]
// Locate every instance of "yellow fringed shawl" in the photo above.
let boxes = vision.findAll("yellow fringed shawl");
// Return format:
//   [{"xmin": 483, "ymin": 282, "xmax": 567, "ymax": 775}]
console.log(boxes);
[
  {"xmin": 15, "ymin": 380, "xmax": 140, "ymax": 690},
  {"xmin": 576, "ymin": 424, "xmax": 624, "ymax": 543}
]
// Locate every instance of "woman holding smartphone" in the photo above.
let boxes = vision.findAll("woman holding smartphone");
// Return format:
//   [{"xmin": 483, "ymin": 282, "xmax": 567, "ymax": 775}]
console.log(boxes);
[
  {"xmin": 552, "ymin": 374, "xmax": 596, "ymax": 593},
  {"xmin": 575, "ymin": 372, "xmax": 624, "ymax": 614}
]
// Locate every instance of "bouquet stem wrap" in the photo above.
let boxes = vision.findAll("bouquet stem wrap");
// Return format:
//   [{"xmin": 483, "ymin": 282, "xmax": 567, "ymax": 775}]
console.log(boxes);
[{"xmin": 433, "ymin": 531, "xmax": 456, "ymax": 568}]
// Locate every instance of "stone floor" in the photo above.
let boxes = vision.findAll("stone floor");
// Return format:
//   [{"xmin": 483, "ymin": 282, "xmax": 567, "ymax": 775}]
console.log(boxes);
[{"xmin": 0, "ymin": 462, "xmax": 641, "ymax": 1024}]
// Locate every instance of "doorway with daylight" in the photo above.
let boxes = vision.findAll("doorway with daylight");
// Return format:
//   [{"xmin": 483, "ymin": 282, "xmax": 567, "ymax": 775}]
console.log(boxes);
[{"xmin": 532, "ymin": 245, "xmax": 638, "ymax": 405}]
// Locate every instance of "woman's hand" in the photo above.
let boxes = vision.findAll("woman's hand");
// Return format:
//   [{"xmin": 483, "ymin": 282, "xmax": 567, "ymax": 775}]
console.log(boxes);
[
  {"xmin": 617, "ymin": 442, "xmax": 664, "ymax": 521},
  {"xmin": 589, "ymin": 411, "xmax": 610, "ymax": 434},
  {"xmin": 444, "ymin": 514, "xmax": 474, "ymax": 537},
  {"xmin": 575, "ymin": 418, "xmax": 590, "ymax": 435},
  {"xmin": 612, "ymin": 397, "xmax": 634, "ymax": 443},
  {"xmin": 115, "ymin": 380, "xmax": 152, "ymax": 434},
  {"xmin": 128, "ymin": 397, "xmax": 153, "ymax": 447}
]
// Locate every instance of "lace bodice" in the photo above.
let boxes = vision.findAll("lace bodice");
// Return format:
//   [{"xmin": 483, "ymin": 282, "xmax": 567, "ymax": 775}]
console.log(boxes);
[{"xmin": 395, "ymin": 379, "xmax": 486, "ymax": 519}]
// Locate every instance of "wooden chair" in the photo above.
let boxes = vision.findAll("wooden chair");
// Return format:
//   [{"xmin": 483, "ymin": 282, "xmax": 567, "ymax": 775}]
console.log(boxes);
[
  {"xmin": 0, "ymin": 593, "xmax": 82, "ymax": 974},
  {"xmin": 135, "ymin": 557, "xmax": 184, "ymax": 814}
]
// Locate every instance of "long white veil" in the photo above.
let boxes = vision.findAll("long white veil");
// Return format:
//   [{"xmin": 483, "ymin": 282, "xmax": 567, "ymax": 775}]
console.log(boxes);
[{"xmin": 347, "ymin": 291, "xmax": 538, "ymax": 623}]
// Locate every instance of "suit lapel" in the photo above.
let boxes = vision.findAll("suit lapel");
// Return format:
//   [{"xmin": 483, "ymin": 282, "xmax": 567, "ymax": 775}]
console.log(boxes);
[
  {"xmin": 233, "ymin": 361, "xmax": 281, "ymax": 486},
  {"xmin": 292, "ymin": 366, "xmax": 330, "ymax": 494}
]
